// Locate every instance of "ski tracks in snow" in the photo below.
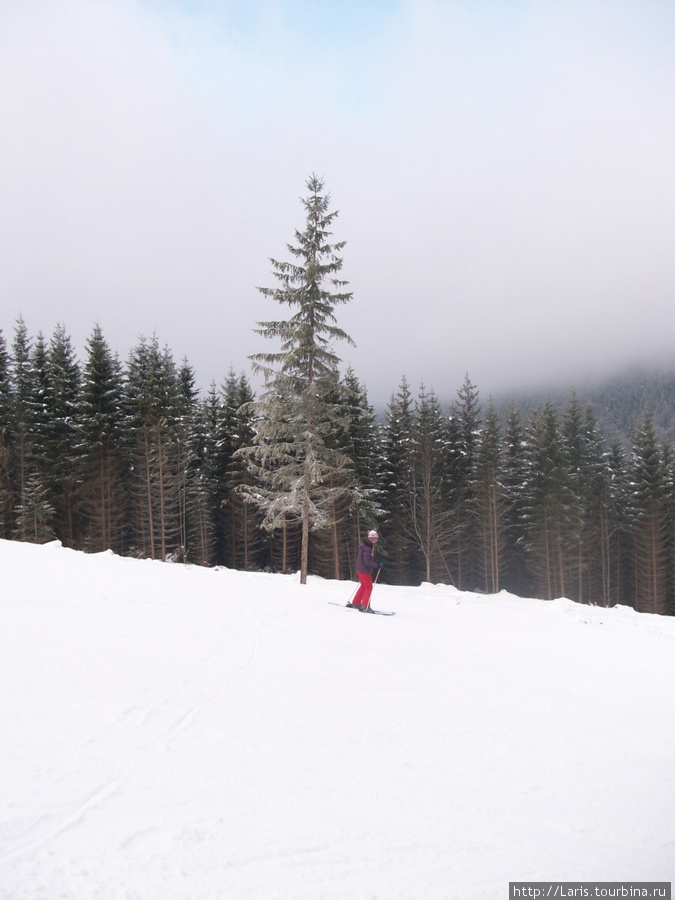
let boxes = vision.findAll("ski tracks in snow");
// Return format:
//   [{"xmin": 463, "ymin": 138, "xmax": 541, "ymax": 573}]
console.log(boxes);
[
  {"xmin": 123, "ymin": 607, "xmax": 264, "ymax": 748},
  {"xmin": 0, "ymin": 601, "xmax": 265, "ymax": 874},
  {"xmin": 0, "ymin": 775, "xmax": 125, "ymax": 866}
]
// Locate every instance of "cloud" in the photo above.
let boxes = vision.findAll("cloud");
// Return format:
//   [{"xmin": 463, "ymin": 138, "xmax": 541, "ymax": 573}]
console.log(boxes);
[
  {"xmin": 0, "ymin": 0, "xmax": 257, "ymax": 376},
  {"xmin": 1, "ymin": 0, "xmax": 674, "ymax": 408}
]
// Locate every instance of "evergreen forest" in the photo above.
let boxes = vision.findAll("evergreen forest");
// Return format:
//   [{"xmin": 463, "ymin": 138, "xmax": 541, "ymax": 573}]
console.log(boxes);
[
  {"xmin": 3, "ymin": 177, "xmax": 675, "ymax": 616},
  {"xmin": 3, "ymin": 316, "xmax": 675, "ymax": 616}
]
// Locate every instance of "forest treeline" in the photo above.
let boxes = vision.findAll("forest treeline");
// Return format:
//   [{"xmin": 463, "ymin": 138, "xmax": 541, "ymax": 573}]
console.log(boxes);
[{"xmin": 1, "ymin": 316, "xmax": 675, "ymax": 616}]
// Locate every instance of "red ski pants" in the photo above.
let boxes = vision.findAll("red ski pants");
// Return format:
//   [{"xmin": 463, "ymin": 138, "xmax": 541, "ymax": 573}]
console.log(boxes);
[{"xmin": 353, "ymin": 572, "xmax": 373, "ymax": 607}]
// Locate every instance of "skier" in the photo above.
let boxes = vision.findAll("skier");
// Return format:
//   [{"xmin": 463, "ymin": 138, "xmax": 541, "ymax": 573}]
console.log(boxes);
[{"xmin": 348, "ymin": 530, "xmax": 381, "ymax": 610}]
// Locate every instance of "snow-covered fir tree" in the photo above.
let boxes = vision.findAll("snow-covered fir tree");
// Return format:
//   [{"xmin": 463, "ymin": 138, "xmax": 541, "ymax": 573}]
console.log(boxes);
[
  {"xmin": 499, "ymin": 404, "xmax": 529, "ymax": 596},
  {"xmin": 0, "ymin": 330, "xmax": 12, "ymax": 537},
  {"xmin": 14, "ymin": 469, "xmax": 55, "ymax": 544},
  {"xmin": 472, "ymin": 399, "xmax": 504, "ymax": 594},
  {"xmin": 45, "ymin": 325, "xmax": 81, "ymax": 545},
  {"xmin": 381, "ymin": 377, "xmax": 418, "ymax": 584},
  {"xmin": 244, "ymin": 175, "xmax": 355, "ymax": 584},
  {"xmin": 446, "ymin": 376, "xmax": 481, "ymax": 591},
  {"xmin": 9, "ymin": 318, "xmax": 34, "ymax": 518},
  {"xmin": 521, "ymin": 400, "xmax": 577, "ymax": 601},
  {"xmin": 124, "ymin": 335, "xmax": 184, "ymax": 561},
  {"xmin": 408, "ymin": 385, "xmax": 448, "ymax": 584},
  {"xmin": 10, "ymin": 320, "xmax": 49, "ymax": 542},
  {"xmin": 218, "ymin": 371, "xmax": 260, "ymax": 571},
  {"xmin": 77, "ymin": 324, "xmax": 127, "ymax": 553},
  {"xmin": 182, "ymin": 383, "xmax": 219, "ymax": 567},
  {"xmin": 630, "ymin": 413, "xmax": 670, "ymax": 615}
]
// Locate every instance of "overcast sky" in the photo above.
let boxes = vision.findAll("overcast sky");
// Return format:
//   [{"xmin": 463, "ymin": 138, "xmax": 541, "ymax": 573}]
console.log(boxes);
[{"xmin": 1, "ymin": 0, "xmax": 674, "ymax": 408}]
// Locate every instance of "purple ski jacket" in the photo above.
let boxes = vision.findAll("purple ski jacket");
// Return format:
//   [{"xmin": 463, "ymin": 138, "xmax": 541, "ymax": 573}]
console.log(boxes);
[{"xmin": 356, "ymin": 538, "xmax": 376, "ymax": 575}]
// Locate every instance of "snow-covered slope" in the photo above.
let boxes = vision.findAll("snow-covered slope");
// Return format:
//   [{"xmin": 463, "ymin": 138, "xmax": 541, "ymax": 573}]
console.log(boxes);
[{"xmin": 1, "ymin": 540, "xmax": 673, "ymax": 899}]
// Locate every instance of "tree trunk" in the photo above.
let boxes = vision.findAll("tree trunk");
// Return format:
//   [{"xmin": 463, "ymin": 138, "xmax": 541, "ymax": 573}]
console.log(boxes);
[
  {"xmin": 157, "ymin": 426, "xmax": 166, "ymax": 561},
  {"xmin": 145, "ymin": 429, "xmax": 155, "ymax": 560},
  {"xmin": 301, "ymin": 460, "xmax": 310, "ymax": 584}
]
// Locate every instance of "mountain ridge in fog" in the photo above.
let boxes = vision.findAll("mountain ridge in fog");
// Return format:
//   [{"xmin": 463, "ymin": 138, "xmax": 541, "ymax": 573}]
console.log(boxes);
[{"xmin": 489, "ymin": 364, "xmax": 675, "ymax": 447}]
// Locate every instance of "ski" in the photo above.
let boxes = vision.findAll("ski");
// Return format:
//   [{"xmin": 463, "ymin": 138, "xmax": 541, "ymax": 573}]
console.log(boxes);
[{"xmin": 336, "ymin": 602, "xmax": 396, "ymax": 616}]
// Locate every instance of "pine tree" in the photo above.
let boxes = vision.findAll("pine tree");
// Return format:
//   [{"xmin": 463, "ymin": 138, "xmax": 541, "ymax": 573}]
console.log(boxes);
[
  {"xmin": 14, "ymin": 469, "xmax": 55, "ymax": 544},
  {"xmin": 606, "ymin": 439, "xmax": 631, "ymax": 606},
  {"xmin": 0, "ymin": 330, "xmax": 13, "ymax": 537},
  {"xmin": 24, "ymin": 331, "xmax": 65, "ymax": 543},
  {"xmin": 220, "ymin": 371, "xmax": 261, "ymax": 570},
  {"xmin": 339, "ymin": 369, "xmax": 381, "ymax": 496},
  {"xmin": 664, "ymin": 445, "xmax": 675, "ymax": 615},
  {"xmin": 45, "ymin": 325, "xmax": 82, "ymax": 545},
  {"xmin": 522, "ymin": 400, "xmax": 584, "ymax": 601},
  {"xmin": 560, "ymin": 393, "xmax": 589, "ymax": 602},
  {"xmin": 240, "ymin": 376, "xmax": 301, "ymax": 574},
  {"xmin": 327, "ymin": 368, "xmax": 382, "ymax": 579},
  {"xmin": 576, "ymin": 405, "xmax": 614, "ymax": 606},
  {"xmin": 29, "ymin": 332, "xmax": 51, "ymax": 502},
  {"xmin": 407, "ymin": 385, "xmax": 448, "ymax": 583},
  {"xmin": 124, "ymin": 335, "xmax": 183, "ymax": 560},
  {"xmin": 183, "ymin": 383, "xmax": 218, "ymax": 566},
  {"xmin": 381, "ymin": 377, "xmax": 419, "ymax": 584},
  {"xmin": 77, "ymin": 324, "xmax": 127, "ymax": 552},
  {"xmin": 500, "ymin": 405, "xmax": 529, "ymax": 596},
  {"xmin": 307, "ymin": 370, "xmax": 382, "ymax": 580},
  {"xmin": 10, "ymin": 319, "xmax": 43, "ymax": 541},
  {"xmin": 473, "ymin": 400, "xmax": 504, "ymax": 593},
  {"xmin": 30, "ymin": 332, "xmax": 51, "ymax": 451},
  {"xmin": 175, "ymin": 359, "xmax": 199, "ymax": 558},
  {"xmin": 629, "ymin": 414, "xmax": 670, "ymax": 614},
  {"xmin": 245, "ymin": 174, "xmax": 355, "ymax": 584},
  {"xmin": 446, "ymin": 376, "xmax": 481, "ymax": 590}
]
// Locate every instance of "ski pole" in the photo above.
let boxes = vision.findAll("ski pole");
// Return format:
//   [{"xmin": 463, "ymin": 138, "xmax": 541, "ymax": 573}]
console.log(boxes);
[{"xmin": 366, "ymin": 566, "xmax": 381, "ymax": 611}]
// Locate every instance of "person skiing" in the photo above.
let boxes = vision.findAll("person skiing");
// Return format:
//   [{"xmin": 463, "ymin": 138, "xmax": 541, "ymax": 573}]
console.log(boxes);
[{"xmin": 348, "ymin": 530, "xmax": 380, "ymax": 610}]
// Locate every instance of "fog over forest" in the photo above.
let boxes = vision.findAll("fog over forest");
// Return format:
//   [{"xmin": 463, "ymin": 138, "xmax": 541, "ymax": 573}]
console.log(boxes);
[{"xmin": 1, "ymin": 1, "xmax": 674, "ymax": 406}]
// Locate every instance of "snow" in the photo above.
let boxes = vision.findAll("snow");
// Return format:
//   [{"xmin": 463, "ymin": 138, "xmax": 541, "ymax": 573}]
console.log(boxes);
[{"xmin": 0, "ymin": 540, "xmax": 673, "ymax": 899}]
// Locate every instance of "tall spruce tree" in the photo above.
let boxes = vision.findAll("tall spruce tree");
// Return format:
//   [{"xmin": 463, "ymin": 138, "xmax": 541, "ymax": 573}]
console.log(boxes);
[
  {"xmin": 629, "ymin": 414, "xmax": 670, "ymax": 614},
  {"xmin": 124, "ymin": 335, "xmax": 183, "ymax": 560},
  {"xmin": 245, "ymin": 175, "xmax": 354, "ymax": 584},
  {"xmin": 220, "ymin": 371, "xmax": 260, "ymax": 571},
  {"xmin": 522, "ymin": 401, "xmax": 577, "ymax": 600},
  {"xmin": 606, "ymin": 438, "xmax": 631, "ymax": 606},
  {"xmin": 178, "ymin": 375, "xmax": 218, "ymax": 567},
  {"xmin": 473, "ymin": 400, "xmax": 504, "ymax": 594},
  {"xmin": 46, "ymin": 325, "xmax": 81, "ymax": 545},
  {"xmin": 11, "ymin": 320, "xmax": 40, "ymax": 541},
  {"xmin": 328, "ymin": 368, "xmax": 382, "ymax": 578},
  {"xmin": 77, "ymin": 324, "xmax": 127, "ymax": 552},
  {"xmin": 26, "ymin": 333, "xmax": 56, "ymax": 539},
  {"xmin": 446, "ymin": 376, "xmax": 481, "ymax": 590},
  {"xmin": 408, "ymin": 385, "xmax": 448, "ymax": 583},
  {"xmin": 308, "ymin": 370, "xmax": 381, "ymax": 580},
  {"xmin": 175, "ymin": 359, "xmax": 199, "ymax": 558},
  {"xmin": 381, "ymin": 377, "xmax": 419, "ymax": 583},
  {"xmin": 577, "ymin": 404, "xmax": 613, "ymax": 606},
  {"xmin": 560, "ymin": 393, "xmax": 589, "ymax": 602},
  {"xmin": 0, "ymin": 330, "xmax": 12, "ymax": 537},
  {"xmin": 14, "ymin": 469, "xmax": 55, "ymax": 543},
  {"xmin": 500, "ymin": 405, "xmax": 529, "ymax": 595}
]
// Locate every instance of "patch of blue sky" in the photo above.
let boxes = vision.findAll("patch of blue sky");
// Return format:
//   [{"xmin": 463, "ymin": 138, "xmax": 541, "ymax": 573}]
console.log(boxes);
[
  {"xmin": 139, "ymin": 0, "xmax": 401, "ymax": 119},
  {"xmin": 143, "ymin": 0, "xmax": 399, "ymax": 45}
]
